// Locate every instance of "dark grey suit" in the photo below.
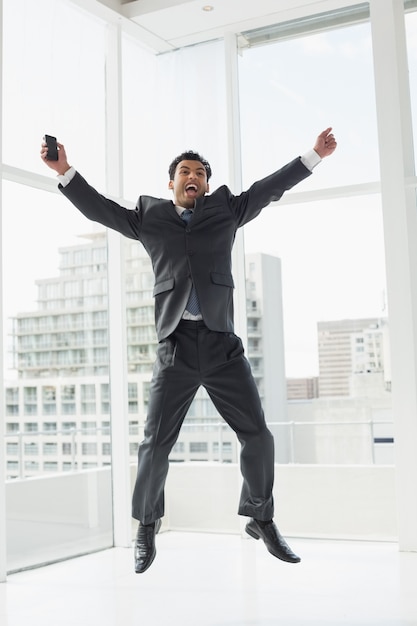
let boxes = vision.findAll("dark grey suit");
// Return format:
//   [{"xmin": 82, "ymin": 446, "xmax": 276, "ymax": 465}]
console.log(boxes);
[{"xmin": 60, "ymin": 157, "xmax": 311, "ymax": 524}]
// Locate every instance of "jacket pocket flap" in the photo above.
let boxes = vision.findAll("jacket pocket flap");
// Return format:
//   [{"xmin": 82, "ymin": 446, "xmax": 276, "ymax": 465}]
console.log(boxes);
[
  {"xmin": 210, "ymin": 272, "xmax": 234, "ymax": 288},
  {"xmin": 153, "ymin": 277, "xmax": 175, "ymax": 296}
]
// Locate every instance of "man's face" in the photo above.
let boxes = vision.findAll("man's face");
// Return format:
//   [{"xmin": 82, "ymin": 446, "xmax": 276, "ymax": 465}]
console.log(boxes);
[{"xmin": 168, "ymin": 160, "xmax": 209, "ymax": 209}]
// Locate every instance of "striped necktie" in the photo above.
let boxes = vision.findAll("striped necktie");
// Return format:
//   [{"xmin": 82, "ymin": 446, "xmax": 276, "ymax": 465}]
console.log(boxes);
[{"xmin": 180, "ymin": 209, "xmax": 201, "ymax": 315}]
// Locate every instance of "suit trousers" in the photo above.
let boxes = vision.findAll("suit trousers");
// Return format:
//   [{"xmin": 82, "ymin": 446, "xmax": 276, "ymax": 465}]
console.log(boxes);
[{"xmin": 131, "ymin": 320, "xmax": 275, "ymax": 525}]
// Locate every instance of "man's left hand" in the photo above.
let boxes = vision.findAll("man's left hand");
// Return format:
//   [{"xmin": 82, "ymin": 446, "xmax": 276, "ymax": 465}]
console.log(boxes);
[{"xmin": 314, "ymin": 127, "xmax": 337, "ymax": 158}]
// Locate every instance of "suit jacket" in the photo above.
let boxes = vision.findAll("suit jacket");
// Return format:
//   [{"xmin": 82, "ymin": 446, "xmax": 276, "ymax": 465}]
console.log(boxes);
[{"xmin": 59, "ymin": 157, "xmax": 311, "ymax": 341}]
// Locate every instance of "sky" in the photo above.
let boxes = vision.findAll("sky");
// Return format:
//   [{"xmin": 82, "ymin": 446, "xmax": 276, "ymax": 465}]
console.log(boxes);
[{"xmin": 1, "ymin": 1, "xmax": 417, "ymax": 379}]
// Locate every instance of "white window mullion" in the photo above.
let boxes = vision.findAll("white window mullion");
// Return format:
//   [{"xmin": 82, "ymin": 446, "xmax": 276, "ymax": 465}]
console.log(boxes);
[
  {"xmin": 371, "ymin": 0, "xmax": 417, "ymax": 551},
  {"xmin": 0, "ymin": 0, "xmax": 7, "ymax": 585},
  {"xmin": 104, "ymin": 22, "xmax": 132, "ymax": 548}
]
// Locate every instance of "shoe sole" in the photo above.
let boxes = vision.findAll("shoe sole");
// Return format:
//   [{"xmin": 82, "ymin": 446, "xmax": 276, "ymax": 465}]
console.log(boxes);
[{"xmin": 245, "ymin": 525, "xmax": 261, "ymax": 541}]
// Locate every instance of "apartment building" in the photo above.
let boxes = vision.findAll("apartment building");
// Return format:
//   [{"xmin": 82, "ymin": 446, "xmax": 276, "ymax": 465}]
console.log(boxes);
[
  {"xmin": 5, "ymin": 237, "xmax": 285, "ymax": 477},
  {"xmin": 317, "ymin": 317, "xmax": 389, "ymax": 397}
]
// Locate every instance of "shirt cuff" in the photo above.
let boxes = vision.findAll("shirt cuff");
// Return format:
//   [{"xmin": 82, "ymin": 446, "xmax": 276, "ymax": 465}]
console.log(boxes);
[
  {"xmin": 57, "ymin": 166, "xmax": 76, "ymax": 187},
  {"xmin": 300, "ymin": 149, "xmax": 322, "ymax": 172}
]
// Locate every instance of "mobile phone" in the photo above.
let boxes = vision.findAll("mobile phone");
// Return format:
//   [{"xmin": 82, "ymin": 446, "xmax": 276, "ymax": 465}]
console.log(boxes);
[{"xmin": 44, "ymin": 134, "xmax": 58, "ymax": 161}]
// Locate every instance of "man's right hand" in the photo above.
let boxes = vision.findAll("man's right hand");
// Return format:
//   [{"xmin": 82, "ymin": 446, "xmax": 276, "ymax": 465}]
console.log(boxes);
[{"xmin": 40, "ymin": 139, "xmax": 71, "ymax": 176}]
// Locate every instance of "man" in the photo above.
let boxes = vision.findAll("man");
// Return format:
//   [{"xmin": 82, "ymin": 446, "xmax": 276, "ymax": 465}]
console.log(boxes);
[{"xmin": 41, "ymin": 128, "xmax": 337, "ymax": 573}]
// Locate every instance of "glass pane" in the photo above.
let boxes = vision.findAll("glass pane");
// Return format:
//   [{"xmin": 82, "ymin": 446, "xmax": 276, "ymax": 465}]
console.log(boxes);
[
  {"xmin": 243, "ymin": 193, "xmax": 392, "ymax": 465},
  {"xmin": 121, "ymin": 38, "xmax": 233, "ymax": 465},
  {"xmin": 2, "ymin": 182, "xmax": 112, "ymax": 571},
  {"xmin": 239, "ymin": 20, "xmax": 393, "ymax": 465},
  {"xmin": 2, "ymin": 0, "xmax": 106, "ymax": 185},
  {"xmin": 122, "ymin": 37, "xmax": 229, "ymax": 200},
  {"xmin": 238, "ymin": 21, "xmax": 379, "ymax": 189}
]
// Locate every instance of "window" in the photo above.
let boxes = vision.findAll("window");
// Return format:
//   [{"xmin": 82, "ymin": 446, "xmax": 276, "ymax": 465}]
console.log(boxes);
[
  {"xmin": 62, "ymin": 422, "xmax": 76, "ymax": 432},
  {"xmin": 129, "ymin": 421, "xmax": 139, "ymax": 435},
  {"xmin": 6, "ymin": 443, "xmax": 19, "ymax": 455},
  {"xmin": 129, "ymin": 442, "xmax": 138, "ymax": 456},
  {"xmin": 25, "ymin": 461, "xmax": 39, "ymax": 472},
  {"xmin": 43, "ymin": 462, "xmax": 58, "ymax": 472},
  {"xmin": 82, "ymin": 421, "xmax": 97, "ymax": 433},
  {"xmin": 81, "ymin": 384, "xmax": 96, "ymax": 414},
  {"xmin": 82, "ymin": 443, "xmax": 98, "ymax": 455},
  {"xmin": 42, "ymin": 386, "xmax": 57, "ymax": 414},
  {"xmin": 25, "ymin": 443, "xmax": 39, "ymax": 455},
  {"xmin": 62, "ymin": 443, "xmax": 73, "ymax": 455},
  {"xmin": 43, "ymin": 422, "xmax": 57, "ymax": 432},
  {"xmin": 24, "ymin": 422, "xmax": 38, "ymax": 433},
  {"xmin": 189, "ymin": 442, "xmax": 208, "ymax": 453},
  {"xmin": 43, "ymin": 443, "xmax": 58, "ymax": 455},
  {"xmin": 102, "ymin": 443, "xmax": 111, "ymax": 456}
]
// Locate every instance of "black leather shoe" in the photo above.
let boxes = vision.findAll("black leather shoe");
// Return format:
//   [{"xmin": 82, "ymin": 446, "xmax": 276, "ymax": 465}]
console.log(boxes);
[
  {"xmin": 245, "ymin": 518, "xmax": 301, "ymax": 563},
  {"xmin": 134, "ymin": 519, "xmax": 162, "ymax": 574}
]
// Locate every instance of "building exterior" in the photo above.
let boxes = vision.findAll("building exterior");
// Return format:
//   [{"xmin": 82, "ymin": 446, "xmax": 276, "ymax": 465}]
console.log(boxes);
[
  {"xmin": 245, "ymin": 253, "xmax": 290, "ymax": 461},
  {"xmin": 317, "ymin": 318, "xmax": 390, "ymax": 397},
  {"xmin": 5, "ymin": 237, "xmax": 287, "ymax": 478},
  {"xmin": 286, "ymin": 377, "xmax": 319, "ymax": 400},
  {"xmin": 5, "ymin": 231, "xmax": 394, "ymax": 477},
  {"xmin": 286, "ymin": 317, "xmax": 393, "ymax": 465}
]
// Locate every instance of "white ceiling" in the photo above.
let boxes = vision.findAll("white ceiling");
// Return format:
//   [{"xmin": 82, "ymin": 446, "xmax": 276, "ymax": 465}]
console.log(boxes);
[{"xmin": 93, "ymin": 0, "xmax": 360, "ymax": 52}]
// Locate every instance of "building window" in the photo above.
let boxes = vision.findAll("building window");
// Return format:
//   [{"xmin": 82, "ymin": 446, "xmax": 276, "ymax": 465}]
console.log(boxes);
[
  {"xmin": 81, "ymin": 384, "xmax": 96, "ymax": 414},
  {"xmin": 43, "ymin": 422, "xmax": 57, "ymax": 432},
  {"xmin": 24, "ymin": 422, "xmax": 38, "ymax": 433},
  {"xmin": 61, "ymin": 384, "xmax": 76, "ymax": 414},
  {"xmin": 101, "ymin": 383, "xmax": 110, "ymax": 413},
  {"xmin": 42, "ymin": 385, "xmax": 57, "ymax": 415},
  {"xmin": 213, "ymin": 442, "xmax": 233, "ymax": 453},
  {"xmin": 43, "ymin": 443, "xmax": 58, "ymax": 455},
  {"xmin": 6, "ymin": 387, "xmax": 19, "ymax": 416},
  {"xmin": 82, "ymin": 442, "xmax": 97, "ymax": 455},
  {"xmin": 62, "ymin": 443, "xmax": 73, "ymax": 455},
  {"xmin": 62, "ymin": 421, "xmax": 76, "ymax": 432},
  {"xmin": 25, "ymin": 443, "xmax": 39, "ymax": 455},
  {"xmin": 6, "ymin": 442, "xmax": 19, "ymax": 455},
  {"xmin": 43, "ymin": 462, "xmax": 58, "ymax": 472},
  {"xmin": 24, "ymin": 386, "xmax": 38, "ymax": 415},
  {"xmin": 189, "ymin": 442, "xmax": 208, "ymax": 453},
  {"xmin": 82, "ymin": 421, "xmax": 97, "ymax": 433},
  {"xmin": 129, "ymin": 442, "xmax": 138, "ymax": 456},
  {"xmin": 129, "ymin": 421, "xmax": 139, "ymax": 435},
  {"xmin": 25, "ymin": 461, "xmax": 39, "ymax": 472},
  {"xmin": 102, "ymin": 442, "xmax": 111, "ymax": 456}
]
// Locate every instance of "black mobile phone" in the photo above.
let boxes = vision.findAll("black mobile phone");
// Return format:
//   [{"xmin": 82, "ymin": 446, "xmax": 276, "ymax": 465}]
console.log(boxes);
[{"xmin": 44, "ymin": 134, "xmax": 58, "ymax": 161}]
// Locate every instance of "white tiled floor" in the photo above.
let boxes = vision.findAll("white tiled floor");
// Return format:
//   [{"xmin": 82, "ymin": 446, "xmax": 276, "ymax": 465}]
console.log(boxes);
[{"xmin": 1, "ymin": 532, "xmax": 417, "ymax": 626}]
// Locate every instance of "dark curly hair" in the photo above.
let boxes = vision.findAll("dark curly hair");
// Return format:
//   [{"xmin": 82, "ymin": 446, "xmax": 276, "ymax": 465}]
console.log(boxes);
[{"xmin": 168, "ymin": 150, "xmax": 212, "ymax": 181}]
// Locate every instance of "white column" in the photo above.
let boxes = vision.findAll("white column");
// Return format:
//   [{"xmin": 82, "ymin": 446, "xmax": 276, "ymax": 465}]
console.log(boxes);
[
  {"xmin": 0, "ymin": 0, "xmax": 7, "ymax": 583},
  {"xmin": 370, "ymin": 0, "xmax": 417, "ymax": 551},
  {"xmin": 104, "ymin": 23, "xmax": 132, "ymax": 547},
  {"xmin": 223, "ymin": 32, "xmax": 247, "ymax": 345}
]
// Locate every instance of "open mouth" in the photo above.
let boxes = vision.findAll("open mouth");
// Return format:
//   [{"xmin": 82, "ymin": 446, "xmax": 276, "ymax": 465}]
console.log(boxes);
[{"xmin": 185, "ymin": 184, "xmax": 198, "ymax": 196}]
